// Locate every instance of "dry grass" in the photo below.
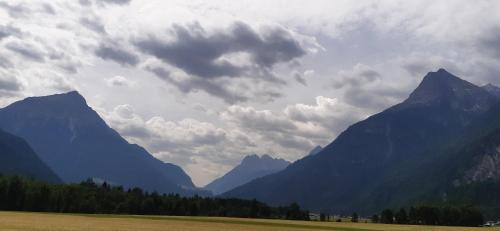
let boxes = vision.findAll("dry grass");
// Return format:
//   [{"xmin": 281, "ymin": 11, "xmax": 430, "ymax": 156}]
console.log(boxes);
[{"xmin": 0, "ymin": 211, "xmax": 498, "ymax": 231}]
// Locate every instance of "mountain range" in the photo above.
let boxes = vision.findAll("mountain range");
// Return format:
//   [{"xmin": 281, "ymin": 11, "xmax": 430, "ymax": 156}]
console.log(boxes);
[
  {"xmin": 223, "ymin": 69, "xmax": 500, "ymax": 216},
  {"xmin": 0, "ymin": 128, "xmax": 60, "ymax": 183},
  {"xmin": 1, "ymin": 68, "xmax": 500, "ymax": 217},
  {"xmin": 204, "ymin": 154, "xmax": 290, "ymax": 195},
  {"xmin": 0, "ymin": 91, "xmax": 203, "ymax": 195}
]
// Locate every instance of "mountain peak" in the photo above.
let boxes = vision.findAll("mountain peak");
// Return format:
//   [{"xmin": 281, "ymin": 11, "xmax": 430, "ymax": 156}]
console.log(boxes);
[
  {"xmin": 482, "ymin": 83, "xmax": 500, "ymax": 99},
  {"xmin": 242, "ymin": 154, "xmax": 260, "ymax": 163},
  {"xmin": 44, "ymin": 91, "xmax": 87, "ymax": 105},
  {"xmin": 420, "ymin": 68, "xmax": 461, "ymax": 85},
  {"xmin": 403, "ymin": 69, "xmax": 496, "ymax": 111},
  {"xmin": 308, "ymin": 145, "xmax": 323, "ymax": 156},
  {"xmin": 4, "ymin": 91, "xmax": 90, "ymax": 117},
  {"xmin": 205, "ymin": 154, "xmax": 290, "ymax": 195}
]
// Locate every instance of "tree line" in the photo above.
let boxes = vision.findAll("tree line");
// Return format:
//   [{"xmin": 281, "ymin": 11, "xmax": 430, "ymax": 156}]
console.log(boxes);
[
  {"xmin": 370, "ymin": 206, "xmax": 484, "ymax": 227},
  {"xmin": 0, "ymin": 175, "xmax": 309, "ymax": 220}
]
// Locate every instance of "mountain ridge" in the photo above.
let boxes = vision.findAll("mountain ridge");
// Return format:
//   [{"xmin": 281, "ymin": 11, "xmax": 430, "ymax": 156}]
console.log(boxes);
[
  {"xmin": 204, "ymin": 154, "xmax": 290, "ymax": 195},
  {"xmin": 0, "ymin": 128, "xmax": 61, "ymax": 183},
  {"xmin": 0, "ymin": 91, "xmax": 199, "ymax": 195},
  {"xmin": 223, "ymin": 69, "xmax": 500, "ymax": 215}
]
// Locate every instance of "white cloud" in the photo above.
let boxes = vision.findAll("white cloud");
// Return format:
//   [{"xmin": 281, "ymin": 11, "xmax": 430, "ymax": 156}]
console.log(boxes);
[{"xmin": 106, "ymin": 75, "xmax": 134, "ymax": 87}]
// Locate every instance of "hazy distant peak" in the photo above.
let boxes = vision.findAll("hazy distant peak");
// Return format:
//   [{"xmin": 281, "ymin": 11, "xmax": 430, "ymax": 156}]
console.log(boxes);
[
  {"xmin": 204, "ymin": 154, "xmax": 290, "ymax": 194},
  {"xmin": 241, "ymin": 154, "xmax": 288, "ymax": 165}
]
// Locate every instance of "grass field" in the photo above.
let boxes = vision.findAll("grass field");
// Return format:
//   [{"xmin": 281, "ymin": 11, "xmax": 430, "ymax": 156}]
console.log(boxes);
[{"xmin": 0, "ymin": 211, "xmax": 498, "ymax": 231}]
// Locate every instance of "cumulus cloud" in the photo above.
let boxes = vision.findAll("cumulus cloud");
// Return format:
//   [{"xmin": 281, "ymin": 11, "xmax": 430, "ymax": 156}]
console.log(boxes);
[
  {"xmin": 99, "ymin": 94, "xmax": 363, "ymax": 185},
  {"xmin": 135, "ymin": 22, "xmax": 318, "ymax": 104},
  {"xmin": 477, "ymin": 28, "xmax": 500, "ymax": 60},
  {"xmin": 79, "ymin": 16, "xmax": 106, "ymax": 34},
  {"xmin": 95, "ymin": 44, "xmax": 139, "ymax": 66},
  {"xmin": 0, "ymin": 69, "xmax": 23, "ymax": 97},
  {"xmin": 96, "ymin": 0, "xmax": 132, "ymax": 6},
  {"xmin": 5, "ymin": 41, "xmax": 45, "ymax": 62},
  {"xmin": 401, "ymin": 54, "xmax": 460, "ymax": 77},
  {"xmin": 106, "ymin": 75, "xmax": 134, "ymax": 87},
  {"xmin": 331, "ymin": 64, "xmax": 409, "ymax": 110},
  {"xmin": 0, "ymin": 2, "xmax": 30, "ymax": 18},
  {"xmin": 0, "ymin": 76, "xmax": 22, "ymax": 92},
  {"xmin": 223, "ymin": 105, "xmax": 297, "ymax": 133},
  {"xmin": 147, "ymin": 66, "xmax": 247, "ymax": 104},
  {"xmin": 222, "ymin": 96, "xmax": 367, "ymax": 151},
  {"xmin": 292, "ymin": 69, "xmax": 315, "ymax": 86},
  {"xmin": 332, "ymin": 63, "xmax": 381, "ymax": 89},
  {"xmin": 135, "ymin": 22, "xmax": 307, "ymax": 80},
  {"xmin": 102, "ymin": 104, "xmax": 251, "ymax": 185},
  {"xmin": 0, "ymin": 25, "xmax": 21, "ymax": 40}
]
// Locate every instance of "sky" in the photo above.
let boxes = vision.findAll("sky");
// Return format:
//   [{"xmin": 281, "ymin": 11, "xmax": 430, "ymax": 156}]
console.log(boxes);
[{"xmin": 1, "ymin": 0, "xmax": 500, "ymax": 186}]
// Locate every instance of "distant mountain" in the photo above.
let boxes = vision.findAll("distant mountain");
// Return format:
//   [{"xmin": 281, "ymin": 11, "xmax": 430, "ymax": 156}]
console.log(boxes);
[
  {"xmin": 223, "ymin": 69, "xmax": 500, "ymax": 215},
  {"xmin": 0, "ymin": 91, "xmax": 199, "ymax": 195},
  {"xmin": 0, "ymin": 129, "xmax": 60, "ymax": 183},
  {"xmin": 308, "ymin": 146, "xmax": 323, "ymax": 156},
  {"xmin": 204, "ymin": 154, "xmax": 290, "ymax": 195},
  {"xmin": 483, "ymin": 83, "xmax": 500, "ymax": 99}
]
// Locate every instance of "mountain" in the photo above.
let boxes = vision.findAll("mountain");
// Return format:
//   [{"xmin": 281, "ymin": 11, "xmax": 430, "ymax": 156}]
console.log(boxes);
[
  {"xmin": 0, "ymin": 128, "xmax": 60, "ymax": 183},
  {"xmin": 483, "ymin": 83, "xmax": 500, "ymax": 99},
  {"xmin": 204, "ymin": 154, "xmax": 290, "ymax": 195},
  {"xmin": 0, "ymin": 91, "xmax": 198, "ymax": 194},
  {"xmin": 308, "ymin": 146, "xmax": 323, "ymax": 156},
  {"xmin": 223, "ymin": 69, "xmax": 500, "ymax": 214}
]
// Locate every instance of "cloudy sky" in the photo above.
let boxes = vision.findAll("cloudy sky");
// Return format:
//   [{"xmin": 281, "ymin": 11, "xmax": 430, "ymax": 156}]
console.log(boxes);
[{"xmin": 1, "ymin": 0, "xmax": 500, "ymax": 186}]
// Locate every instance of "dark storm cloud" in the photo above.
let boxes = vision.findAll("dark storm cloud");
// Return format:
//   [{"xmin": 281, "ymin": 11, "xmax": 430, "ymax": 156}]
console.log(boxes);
[
  {"xmin": 5, "ymin": 42, "xmax": 44, "ymax": 62},
  {"xmin": 95, "ymin": 44, "xmax": 139, "ymax": 66},
  {"xmin": 147, "ymin": 66, "xmax": 248, "ymax": 104},
  {"xmin": 135, "ymin": 22, "xmax": 306, "ymax": 80}
]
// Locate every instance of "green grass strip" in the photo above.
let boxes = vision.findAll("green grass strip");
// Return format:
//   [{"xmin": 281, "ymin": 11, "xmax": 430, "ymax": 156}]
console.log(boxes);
[{"xmin": 80, "ymin": 214, "xmax": 377, "ymax": 231}]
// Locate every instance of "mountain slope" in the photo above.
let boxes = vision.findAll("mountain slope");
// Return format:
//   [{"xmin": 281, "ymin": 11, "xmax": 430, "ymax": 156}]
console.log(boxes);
[
  {"xmin": 308, "ymin": 146, "xmax": 323, "ymax": 156},
  {"xmin": 205, "ymin": 154, "xmax": 290, "ymax": 195},
  {"xmin": 223, "ymin": 69, "xmax": 499, "ymax": 214},
  {"xmin": 0, "ymin": 91, "xmax": 196, "ymax": 194},
  {"xmin": 0, "ymin": 129, "xmax": 60, "ymax": 183},
  {"xmin": 483, "ymin": 83, "xmax": 500, "ymax": 99}
]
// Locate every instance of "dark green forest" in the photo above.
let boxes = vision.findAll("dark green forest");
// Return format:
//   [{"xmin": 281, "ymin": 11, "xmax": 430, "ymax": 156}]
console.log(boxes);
[
  {"xmin": 0, "ymin": 175, "xmax": 309, "ymax": 220},
  {"xmin": 372, "ymin": 206, "xmax": 484, "ymax": 227}
]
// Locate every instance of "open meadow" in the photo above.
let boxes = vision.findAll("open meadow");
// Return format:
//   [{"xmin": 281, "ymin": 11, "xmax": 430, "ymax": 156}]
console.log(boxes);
[{"xmin": 0, "ymin": 211, "xmax": 498, "ymax": 231}]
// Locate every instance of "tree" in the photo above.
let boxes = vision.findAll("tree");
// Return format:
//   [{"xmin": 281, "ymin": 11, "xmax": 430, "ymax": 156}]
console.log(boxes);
[
  {"xmin": 380, "ymin": 209, "xmax": 394, "ymax": 224},
  {"xmin": 320, "ymin": 213, "xmax": 326, "ymax": 221},
  {"xmin": 395, "ymin": 208, "xmax": 408, "ymax": 224},
  {"xmin": 371, "ymin": 214, "xmax": 380, "ymax": 223},
  {"xmin": 0, "ymin": 174, "xmax": 311, "ymax": 221},
  {"xmin": 351, "ymin": 212, "xmax": 359, "ymax": 222},
  {"xmin": 408, "ymin": 207, "xmax": 417, "ymax": 224}
]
